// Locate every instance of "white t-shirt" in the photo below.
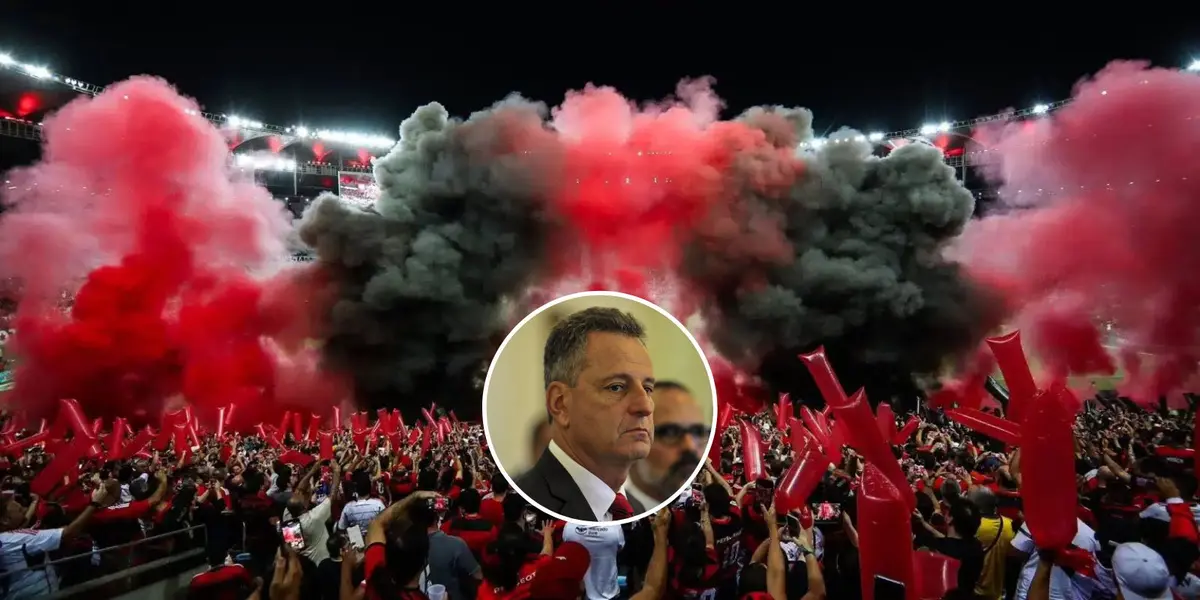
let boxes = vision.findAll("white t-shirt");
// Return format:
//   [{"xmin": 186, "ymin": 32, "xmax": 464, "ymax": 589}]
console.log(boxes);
[
  {"xmin": 563, "ymin": 524, "xmax": 624, "ymax": 600},
  {"xmin": 0, "ymin": 528, "xmax": 63, "ymax": 599},
  {"xmin": 285, "ymin": 498, "xmax": 333, "ymax": 564},
  {"xmin": 1012, "ymin": 519, "xmax": 1101, "ymax": 600}
]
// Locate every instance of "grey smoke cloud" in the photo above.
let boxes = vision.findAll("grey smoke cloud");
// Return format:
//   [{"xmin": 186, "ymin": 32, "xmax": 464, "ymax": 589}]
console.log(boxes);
[
  {"xmin": 298, "ymin": 90, "xmax": 995, "ymax": 410},
  {"xmin": 687, "ymin": 119, "xmax": 999, "ymax": 396},
  {"xmin": 297, "ymin": 98, "xmax": 559, "ymax": 406}
]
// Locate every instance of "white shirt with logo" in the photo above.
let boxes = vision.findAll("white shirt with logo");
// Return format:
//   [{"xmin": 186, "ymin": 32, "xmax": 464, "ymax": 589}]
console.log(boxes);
[{"xmin": 563, "ymin": 524, "xmax": 624, "ymax": 600}]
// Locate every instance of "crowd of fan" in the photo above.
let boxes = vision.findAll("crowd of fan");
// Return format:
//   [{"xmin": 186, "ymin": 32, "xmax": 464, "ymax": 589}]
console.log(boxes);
[{"xmin": 0, "ymin": 394, "xmax": 1194, "ymax": 600}]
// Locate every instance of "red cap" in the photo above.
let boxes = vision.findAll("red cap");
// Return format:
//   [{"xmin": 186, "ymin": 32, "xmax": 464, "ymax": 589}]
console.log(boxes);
[{"xmin": 529, "ymin": 542, "xmax": 590, "ymax": 600}]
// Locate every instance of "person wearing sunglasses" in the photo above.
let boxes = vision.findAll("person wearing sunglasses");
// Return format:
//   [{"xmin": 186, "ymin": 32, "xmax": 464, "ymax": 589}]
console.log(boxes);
[{"xmin": 627, "ymin": 382, "xmax": 711, "ymax": 509}]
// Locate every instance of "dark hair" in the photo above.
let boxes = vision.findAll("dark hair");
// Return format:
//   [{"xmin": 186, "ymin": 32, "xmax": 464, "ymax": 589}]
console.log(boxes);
[
  {"xmin": 491, "ymin": 472, "xmax": 510, "ymax": 495},
  {"xmin": 502, "ymin": 493, "xmax": 527, "ymax": 523},
  {"xmin": 458, "ymin": 488, "xmax": 482, "ymax": 514},
  {"xmin": 704, "ymin": 484, "xmax": 731, "ymax": 518},
  {"xmin": 483, "ymin": 525, "xmax": 535, "ymax": 590},
  {"xmin": 948, "ymin": 499, "xmax": 981, "ymax": 538},
  {"xmin": 275, "ymin": 465, "xmax": 293, "ymax": 490},
  {"xmin": 653, "ymin": 380, "xmax": 691, "ymax": 394},
  {"xmin": 543, "ymin": 306, "xmax": 646, "ymax": 390},
  {"xmin": 368, "ymin": 526, "xmax": 429, "ymax": 596}
]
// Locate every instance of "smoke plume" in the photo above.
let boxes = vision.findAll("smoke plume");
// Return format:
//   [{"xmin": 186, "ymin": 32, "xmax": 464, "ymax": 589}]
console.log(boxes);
[
  {"xmin": 298, "ymin": 98, "xmax": 560, "ymax": 408},
  {"xmin": 957, "ymin": 61, "xmax": 1200, "ymax": 403},
  {"xmin": 0, "ymin": 77, "xmax": 327, "ymax": 426},
  {"xmin": 686, "ymin": 120, "xmax": 1000, "ymax": 403}
]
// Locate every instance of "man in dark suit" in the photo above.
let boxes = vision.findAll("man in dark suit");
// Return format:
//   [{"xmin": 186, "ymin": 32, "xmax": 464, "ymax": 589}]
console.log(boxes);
[{"xmin": 515, "ymin": 306, "xmax": 654, "ymax": 522}]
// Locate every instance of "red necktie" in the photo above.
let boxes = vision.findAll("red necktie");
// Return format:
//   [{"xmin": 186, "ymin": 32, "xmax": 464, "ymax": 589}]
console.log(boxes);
[{"xmin": 609, "ymin": 493, "xmax": 633, "ymax": 520}]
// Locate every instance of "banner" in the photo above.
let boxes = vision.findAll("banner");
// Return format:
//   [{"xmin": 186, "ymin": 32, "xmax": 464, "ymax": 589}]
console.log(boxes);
[{"xmin": 338, "ymin": 171, "xmax": 379, "ymax": 208}]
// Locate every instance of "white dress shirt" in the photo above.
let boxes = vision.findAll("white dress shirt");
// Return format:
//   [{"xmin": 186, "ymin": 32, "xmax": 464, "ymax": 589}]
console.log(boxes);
[{"xmin": 548, "ymin": 440, "xmax": 628, "ymax": 521}]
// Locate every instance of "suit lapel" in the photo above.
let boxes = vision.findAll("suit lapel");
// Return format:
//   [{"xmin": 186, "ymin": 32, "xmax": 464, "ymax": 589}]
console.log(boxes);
[{"xmin": 536, "ymin": 450, "xmax": 598, "ymax": 521}]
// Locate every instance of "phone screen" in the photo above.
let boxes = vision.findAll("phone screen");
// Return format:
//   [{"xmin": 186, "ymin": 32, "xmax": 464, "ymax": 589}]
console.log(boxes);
[
  {"xmin": 347, "ymin": 525, "xmax": 365, "ymax": 550},
  {"xmin": 281, "ymin": 520, "xmax": 306, "ymax": 551},
  {"xmin": 811, "ymin": 502, "xmax": 842, "ymax": 523},
  {"xmin": 874, "ymin": 576, "xmax": 905, "ymax": 600}
]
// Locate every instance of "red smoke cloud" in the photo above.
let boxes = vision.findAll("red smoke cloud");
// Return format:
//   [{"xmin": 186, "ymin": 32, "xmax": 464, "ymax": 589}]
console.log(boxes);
[
  {"xmin": 958, "ymin": 61, "xmax": 1200, "ymax": 403},
  {"xmin": 0, "ymin": 77, "xmax": 339, "ymax": 426},
  {"xmin": 541, "ymin": 79, "xmax": 800, "ymax": 315}
]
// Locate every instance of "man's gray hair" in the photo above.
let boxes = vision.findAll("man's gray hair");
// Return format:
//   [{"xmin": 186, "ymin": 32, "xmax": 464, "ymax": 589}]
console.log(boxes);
[{"xmin": 543, "ymin": 306, "xmax": 646, "ymax": 390}]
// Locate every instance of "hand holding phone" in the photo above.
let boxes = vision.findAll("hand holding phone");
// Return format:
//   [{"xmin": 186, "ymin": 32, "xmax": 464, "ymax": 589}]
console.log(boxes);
[
  {"xmin": 346, "ymin": 525, "xmax": 365, "ymax": 550},
  {"xmin": 281, "ymin": 519, "xmax": 306, "ymax": 551}
]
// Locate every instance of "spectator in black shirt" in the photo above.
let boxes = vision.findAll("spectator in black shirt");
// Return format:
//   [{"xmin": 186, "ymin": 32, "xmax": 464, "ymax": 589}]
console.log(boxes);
[
  {"xmin": 914, "ymin": 497, "xmax": 985, "ymax": 596},
  {"xmin": 316, "ymin": 533, "xmax": 350, "ymax": 600}
]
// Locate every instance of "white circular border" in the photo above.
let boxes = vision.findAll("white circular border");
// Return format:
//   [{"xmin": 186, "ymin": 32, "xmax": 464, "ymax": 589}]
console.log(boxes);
[{"xmin": 482, "ymin": 290, "xmax": 719, "ymax": 526}]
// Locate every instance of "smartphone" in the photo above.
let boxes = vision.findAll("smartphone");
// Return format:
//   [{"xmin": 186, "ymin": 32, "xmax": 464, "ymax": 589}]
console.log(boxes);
[
  {"xmin": 433, "ymin": 496, "xmax": 447, "ymax": 512},
  {"xmin": 346, "ymin": 525, "xmax": 365, "ymax": 550},
  {"xmin": 281, "ymin": 519, "xmax": 306, "ymax": 551},
  {"xmin": 874, "ymin": 576, "xmax": 905, "ymax": 600},
  {"xmin": 786, "ymin": 514, "xmax": 801, "ymax": 531},
  {"xmin": 811, "ymin": 502, "xmax": 842, "ymax": 524}
]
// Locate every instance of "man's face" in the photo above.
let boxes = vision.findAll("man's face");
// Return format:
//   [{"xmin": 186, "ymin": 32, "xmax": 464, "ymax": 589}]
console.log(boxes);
[
  {"xmin": 637, "ymin": 387, "xmax": 707, "ymax": 496},
  {"xmin": 557, "ymin": 332, "xmax": 655, "ymax": 466}
]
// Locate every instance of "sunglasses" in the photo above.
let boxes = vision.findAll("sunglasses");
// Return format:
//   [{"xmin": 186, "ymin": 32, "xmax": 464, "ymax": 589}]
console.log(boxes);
[{"xmin": 654, "ymin": 424, "xmax": 711, "ymax": 444}]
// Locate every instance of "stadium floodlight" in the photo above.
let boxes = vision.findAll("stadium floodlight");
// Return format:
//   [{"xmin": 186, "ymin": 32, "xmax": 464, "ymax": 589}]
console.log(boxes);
[
  {"xmin": 919, "ymin": 124, "xmax": 938, "ymax": 135},
  {"xmin": 293, "ymin": 125, "xmax": 310, "ymax": 137},
  {"xmin": 235, "ymin": 154, "xmax": 296, "ymax": 172},
  {"xmin": 315, "ymin": 129, "xmax": 395, "ymax": 149},
  {"xmin": 867, "ymin": 132, "xmax": 884, "ymax": 142},
  {"xmin": 226, "ymin": 115, "xmax": 264, "ymax": 130},
  {"xmin": 1032, "ymin": 103, "xmax": 1049, "ymax": 114},
  {"xmin": 0, "ymin": 54, "xmax": 14, "ymax": 66},
  {"xmin": 24, "ymin": 65, "xmax": 51, "ymax": 79},
  {"xmin": 1188, "ymin": 60, "xmax": 1200, "ymax": 72}
]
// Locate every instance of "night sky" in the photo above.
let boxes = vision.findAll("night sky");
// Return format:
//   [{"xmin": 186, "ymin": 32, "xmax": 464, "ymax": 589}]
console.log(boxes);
[{"xmin": 2, "ymin": 10, "xmax": 1198, "ymax": 142}]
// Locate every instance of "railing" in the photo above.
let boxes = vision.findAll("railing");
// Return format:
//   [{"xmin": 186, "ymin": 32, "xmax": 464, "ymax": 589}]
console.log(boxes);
[{"xmin": 3, "ymin": 523, "xmax": 209, "ymax": 599}]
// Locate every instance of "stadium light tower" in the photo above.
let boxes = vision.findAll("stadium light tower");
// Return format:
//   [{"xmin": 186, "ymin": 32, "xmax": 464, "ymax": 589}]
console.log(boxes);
[{"xmin": 1188, "ymin": 59, "xmax": 1200, "ymax": 72}]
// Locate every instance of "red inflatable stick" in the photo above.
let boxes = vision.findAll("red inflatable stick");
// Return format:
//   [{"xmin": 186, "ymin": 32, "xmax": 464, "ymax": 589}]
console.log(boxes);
[
  {"xmin": 945, "ymin": 408, "xmax": 1021, "ymax": 446},
  {"xmin": 800, "ymin": 406, "xmax": 830, "ymax": 444},
  {"xmin": 876, "ymin": 403, "xmax": 897, "ymax": 443},
  {"xmin": 306, "ymin": 413, "xmax": 320, "ymax": 441},
  {"xmin": 113, "ymin": 426, "xmax": 154, "ymax": 461},
  {"xmin": 1195, "ymin": 411, "xmax": 1199, "ymax": 475},
  {"xmin": 291, "ymin": 413, "xmax": 303, "ymax": 441},
  {"xmin": 858, "ymin": 465, "xmax": 916, "ymax": 600},
  {"xmin": 709, "ymin": 403, "xmax": 733, "ymax": 464},
  {"xmin": 893, "ymin": 416, "xmax": 920, "ymax": 446},
  {"xmin": 332, "ymin": 406, "xmax": 342, "ymax": 430},
  {"xmin": 777, "ymin": 393, "xmax": 793, "ymax": 429},
  {"xmin": 913, "ymin": 550, "xmax": 961, "ymax": 600},
  {"xmin": 1020, "ymin": 383, "xmax": 1079, "ymax": 550},
  {"xmin": 775, "ymin": 427, "xmax": 831, "ymax": 514},
  {"xmin": 739, "ymin": 419, "xmax": 765, "ymax": 482},
  {"xmin": 106, "ymin": 417, "xmax": 127, "ymax": 459},
  {"xmin": 319, "ymin": 431, "xmax": 333, "ymax": 461},
  {"xmin": 393, "ymin": 409, "xmax": 407, "ymax": 437},
  {"xmin": 29, "ymin": 399, "xmax": 102, "ymax": 496},
  {"xmin": 216, "ymin": 407, "xmax": 227, "ymax": 439},
  {"xmin": 987, "ymin": 331, "xmax": 1037, "ymax": 424},
  {"xmin": 801, "ymin": 345, "xmax": 912, "ymax": 509},
  {"xmin": 824, "ymin": 417, "xmax": 847, "ymax": 468}
]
